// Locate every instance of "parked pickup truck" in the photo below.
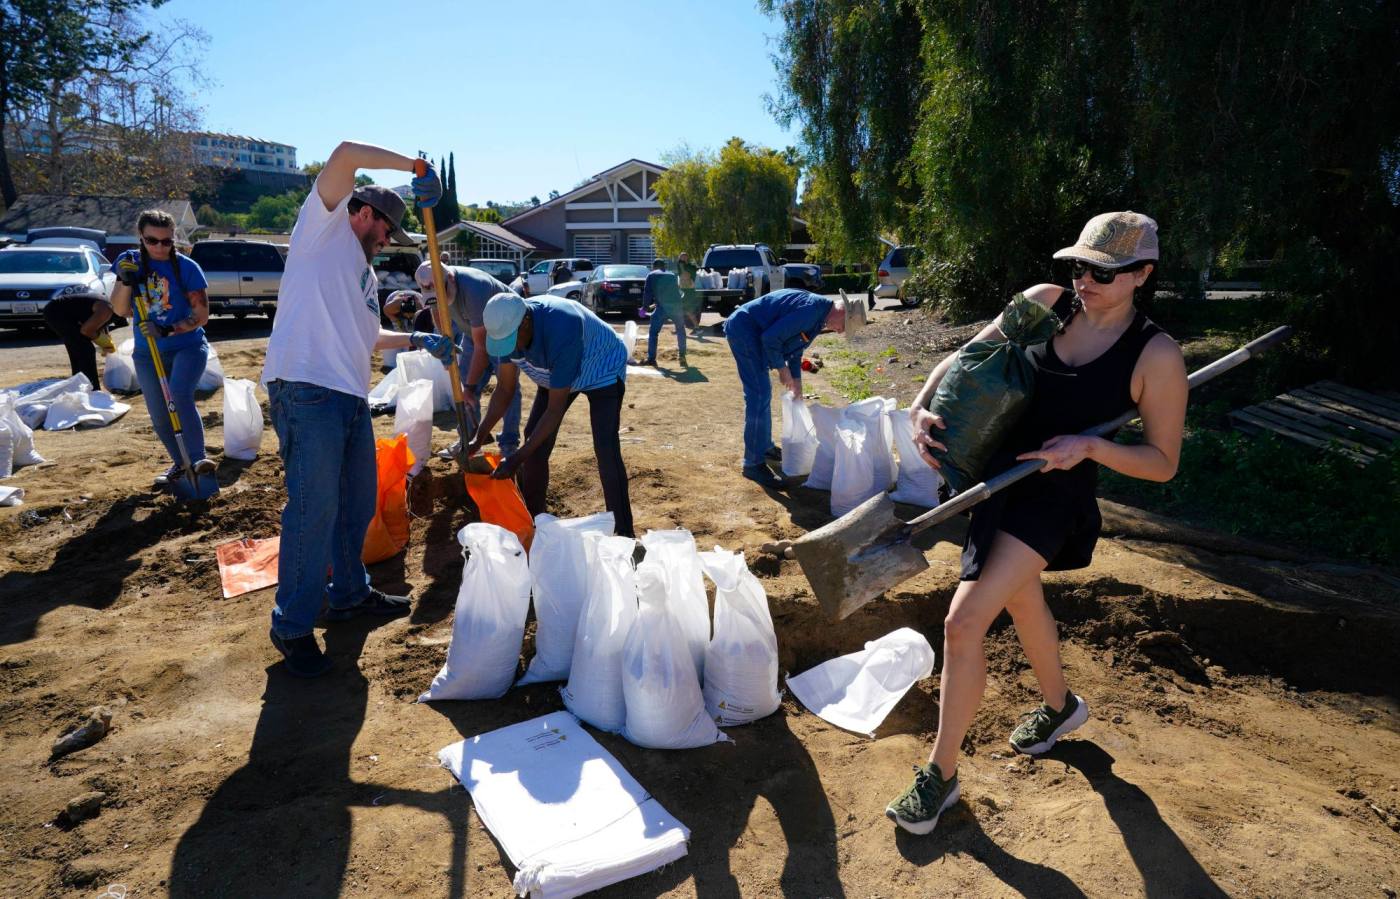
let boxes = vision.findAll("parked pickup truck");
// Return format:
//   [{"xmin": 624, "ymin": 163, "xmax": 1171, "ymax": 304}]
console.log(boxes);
[
  {"xmin": 188, "ymin": 239, "xmax": 284, "ymax": 320},
  {"xmin": 698, "ymin": 243, "xmax": 787, "ymax": 315}
]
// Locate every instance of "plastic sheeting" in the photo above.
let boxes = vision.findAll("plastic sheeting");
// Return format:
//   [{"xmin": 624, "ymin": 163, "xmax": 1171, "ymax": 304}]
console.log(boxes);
[{"xmin": 786, "ymin": 627, "xmax": 936, "ymax": 738}]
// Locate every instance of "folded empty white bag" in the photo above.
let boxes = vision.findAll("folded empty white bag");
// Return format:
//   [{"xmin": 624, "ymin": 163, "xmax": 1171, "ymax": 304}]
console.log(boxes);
[
  {"xmin": 700, "ymin": 548, "xmax": 781, "ymax": 726},
  {"xmin": 42, "ymin": 386, "xmax": 130, "ymax": 431},
  {"xmin": 0, "ymin": 392, "xmax": 45, "ymax": 478},
  {"xmin": 804, "ymin": 402, "xmax": 842, "ymax": 490},
  {"xmin": 621, "ymin": 562, "xmax": 729, "ymax": 749},
  {"xmin": 394, "ymin": 378, "xmax": 434, "ymax": 474},
  {"xmin": 196, "ymin": 344, "xmax": 224, "ymax": 393},
  {"xmin": 561, "ymin": 534, "xmax": 638, "ymax": 732},
  {"xmin": 439, "ymin": 711, "xmax": 690, "ymax": 899},
  {"xmin": 12, "ymin": 373, "xmax": 92, "ymax": 428},
  {"xmin": 419, "ymin": 523, "xmax": 532, "ymax": 702},
  {"xmin": 780, "ymin": 393, "xmax": 819, "ymax": 478},
  {"xmin": 831, "ymin": 418, "xmax": 881, "ymax": 517},
  {"xmin": 518, "ymin": 511, "xmax": 616, "ymax": 686},
  {"xmin": 222, "ymin": 378, "xmax": 263, "ymax": 461},
  {"xmin": 639, "ymin": 529, "xmax": 710, "ymax": 680},
  {"xmin": 843, "ymin": 396, "xmax": 897, "ymax": 489},
  {"xmin": 786, "ymin": 627, "xmax": 936, "ymax": 737},
  {"xmin": 888, "ymin": 408, "xmax": 943, "ymax": 507}
]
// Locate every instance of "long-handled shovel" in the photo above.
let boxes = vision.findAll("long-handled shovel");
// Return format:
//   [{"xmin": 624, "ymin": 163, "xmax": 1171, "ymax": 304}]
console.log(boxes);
[
  {"xmin": 785, "ymin": 325, "xmax": 1293, "ymax": 620},
  {"xmin": 132, "ymin": 290, "xmax": 219, "ymax": 501},
  {"xmin": 413, "ymin": 155, "xmax": 493, "ymax": 479}
]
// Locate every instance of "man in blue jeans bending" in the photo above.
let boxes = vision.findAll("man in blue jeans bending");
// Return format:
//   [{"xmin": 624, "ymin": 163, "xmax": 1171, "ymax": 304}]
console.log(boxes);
[
  {"xmin": 259, "ymin": 141, "xmax": 449, "ymax": 678},
  {"xmin": 724, "ymin": 288, "xmax": 864, "ymax": 488}
]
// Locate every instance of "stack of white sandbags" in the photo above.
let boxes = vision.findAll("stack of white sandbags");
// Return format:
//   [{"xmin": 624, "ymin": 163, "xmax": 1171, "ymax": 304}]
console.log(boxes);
[{"xmin": 801, "ymin": 395, "xmax": 943, "ymax": 514}]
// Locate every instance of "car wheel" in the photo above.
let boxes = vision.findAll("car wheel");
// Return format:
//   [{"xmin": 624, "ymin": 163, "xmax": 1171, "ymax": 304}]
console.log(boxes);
[
  {"xmin": 265, "ymin": 308, "xmax": 276, "ymax": 323},
  {"xmin": 897, "ymin": 284, "xmax": 923, "ymax": 308}
]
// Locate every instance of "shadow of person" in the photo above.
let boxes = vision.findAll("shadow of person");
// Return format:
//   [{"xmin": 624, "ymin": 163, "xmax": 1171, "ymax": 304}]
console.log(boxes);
[
  {"xmin": 894, "ymin": 802, "xmax": 1088, "ymax": 897},
  {"xmin": 0, "ymin": 497, "xmax": 147, "ymax": 647},
  {"xmin": 168, "ymin": 618, "xmax": 430, "ymax": 897},
  {"xmin": 659, "ymin": 366, "xmax": 709, "ymax": 384},
  {"xmin": 1046, "ymin": 740, "xmax": 1229, "ymax": 898}
]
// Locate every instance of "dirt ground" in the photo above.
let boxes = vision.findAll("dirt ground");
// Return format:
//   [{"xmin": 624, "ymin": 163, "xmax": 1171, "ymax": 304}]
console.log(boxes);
[{"xmin": 1, "ymin": 306, "xmax": 1398, "ymax": 899}]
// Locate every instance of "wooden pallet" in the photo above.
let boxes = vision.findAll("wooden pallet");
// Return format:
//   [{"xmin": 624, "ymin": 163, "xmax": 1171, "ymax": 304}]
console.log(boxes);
[{"xmin": 1229, "ymin": 381, "xmax": 1400, "ymax": 465}]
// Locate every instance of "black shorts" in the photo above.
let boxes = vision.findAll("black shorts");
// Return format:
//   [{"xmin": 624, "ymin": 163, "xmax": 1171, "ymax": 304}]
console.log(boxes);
[{"xmin": 960, "ymin": 474, "xmax": 1102, "ymax": 581}]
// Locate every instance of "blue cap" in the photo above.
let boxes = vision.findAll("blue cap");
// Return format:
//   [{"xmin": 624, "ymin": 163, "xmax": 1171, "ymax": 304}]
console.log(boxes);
[{"xmin": 484, "ymin": 292, "xmax": 527, "ymax": 357}]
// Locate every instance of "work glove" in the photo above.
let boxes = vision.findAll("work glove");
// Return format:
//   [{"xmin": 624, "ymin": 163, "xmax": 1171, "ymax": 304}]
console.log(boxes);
[
  {"xmin": 410, "ymin": 331, "xmax": 453, "ymax": 365},
  {"xmin": 116, "ymin": 257, "xmax": 141, "ymax": 287},
  {"xmin": 411, "ymin": 164, "xmax": 442, "ymax": 209}
]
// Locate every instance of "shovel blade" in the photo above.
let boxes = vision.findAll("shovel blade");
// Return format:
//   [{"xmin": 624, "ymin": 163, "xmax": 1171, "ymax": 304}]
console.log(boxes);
[
  {"xmin": 168, "ymin": 470, "xmax": 219, "ymax": 501},
  {"xmin": 791, "ymin": 492, "xmax": 930, "ymax": 620}
]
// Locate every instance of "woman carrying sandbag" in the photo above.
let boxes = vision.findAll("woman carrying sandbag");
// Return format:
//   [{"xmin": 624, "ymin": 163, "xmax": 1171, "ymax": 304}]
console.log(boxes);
[
  {"xmin": 885, "ymin": 212, "xmax": 1187, "ymax": 836},
  {"xmin": 108, "ymin": 209, "xmax": 216, "ymax": 488}
]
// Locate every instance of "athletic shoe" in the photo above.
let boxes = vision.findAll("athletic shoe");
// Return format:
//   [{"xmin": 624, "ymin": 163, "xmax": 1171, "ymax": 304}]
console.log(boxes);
[
  {"xmin": 269, "ymin": 629, "xmax": 333, "ymax": 678},
  {"xmin": 764, "ymin": 446, "xmax": 783, "ymax": 463},
  {"xmin": 1009, "ymin": 691, "xmax": 1089, "ymax": 755},
  {"xmin": 678, "ymin": 354, "xmax": 688, "ymax": 369},
  {"xmin": 885, "ymin": 762, "xmax": 960, "ymax": 835},
  {"xmin": 321, "ymin": 588, "xmax": 412, "ymax": 623},
  {"xmin": 152, "ymin": 464, "xmax": 183, "ymax": 487},
  {"xmin": 742, "ymin": 464, "xmax": 785, "ymax": 489}
]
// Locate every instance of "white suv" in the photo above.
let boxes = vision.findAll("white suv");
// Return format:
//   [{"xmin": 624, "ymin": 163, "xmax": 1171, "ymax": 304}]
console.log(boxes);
[{"xmin": 0, "ymin": 240, "xmax": 115, "ymax": 330}]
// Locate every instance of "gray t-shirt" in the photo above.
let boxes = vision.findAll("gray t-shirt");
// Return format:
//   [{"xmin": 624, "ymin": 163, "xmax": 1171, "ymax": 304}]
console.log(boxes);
[{"xmin": 446, "ymin": 266, "xmax": 510, "ymax": 333}]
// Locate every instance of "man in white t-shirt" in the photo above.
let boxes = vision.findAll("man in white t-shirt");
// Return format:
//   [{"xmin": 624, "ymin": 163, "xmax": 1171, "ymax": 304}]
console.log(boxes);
[{"xmin": 260, "ymin": 141, "xmax": 447, "ymax": 678}]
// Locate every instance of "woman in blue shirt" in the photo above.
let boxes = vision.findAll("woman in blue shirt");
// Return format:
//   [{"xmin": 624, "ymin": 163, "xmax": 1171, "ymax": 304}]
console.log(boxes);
[{"xmin": 109, "ymin": 209, "xmax": 215, "ymax": 488}]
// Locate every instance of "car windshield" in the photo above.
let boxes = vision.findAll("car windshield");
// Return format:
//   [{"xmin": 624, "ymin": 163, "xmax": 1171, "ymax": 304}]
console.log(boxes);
[
  {"xmin": 703, "ymin": 249, "xmax": 763, "ymax": 268},
  {"xmin": 599, "ymin": 265, "xmax": 648, "ymax": 279},
  {"xmin": 0, "ymin": 251, "xmax": 90, "ymax": 274}
]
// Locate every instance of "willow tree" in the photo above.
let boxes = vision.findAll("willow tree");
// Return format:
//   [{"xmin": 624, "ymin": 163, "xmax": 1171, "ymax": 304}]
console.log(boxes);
[{"xmin": 763, "ymin": 0, "xmax": 1400, "ymax": 383}]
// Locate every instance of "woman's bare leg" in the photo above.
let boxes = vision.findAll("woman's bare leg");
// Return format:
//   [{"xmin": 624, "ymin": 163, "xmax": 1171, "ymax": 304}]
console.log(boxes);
[
  {"xmin": 929, "ymin": 532, "xmax": 1048, "ymax": 775},
  {"xmin": 1004, "ymin": 577, "xmax": 1070, "ymax": 709}
]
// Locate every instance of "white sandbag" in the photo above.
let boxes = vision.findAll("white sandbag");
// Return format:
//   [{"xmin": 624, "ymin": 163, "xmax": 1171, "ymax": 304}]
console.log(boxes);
[
  {"xmin": 222, "ymin": 378, "xmax": 263, "ymax": 461},
  {"xmin": 561, "ymin": 534, "xmax": 638, "ymax": 732},
  {"xmin": 843, "ymin": 396, "xmax": 897, "ymax": 489},
  {"xmin": 397, "ymin": 349, "xmax": 454, "ymax": 412},
  {"xmin": 804, "ymin": 402, "xmax": 842, "ymax": 490},
  {"xmin": 0, "ymin": 485, "xmax": 24, "ymax": 506},
  {"xmin": 382, "ymin": 346, "xmax": 401, "ymax": 370},
  {"xmin": 102, "ymin": 340, "xmax": 140, "ymax": 394},
  {"xmin": 518, "ymin": 511, "xmax": 616, "ymax": 686},
  {"xmin": 780, "ymin": 393, "xmax": 819, "ymax": 478},
  {"xmin": 367, "ymin": 365, "xmax": 404, "ymax": 410},
  {"xmin": 727, "ymin": 268, "xmax": 748, "ymax": 290},
  {"xmin": 13, "ymin": 373, "xmax": 92, "ymax": 428},
  {"xmin": 419, "ymin": 523, "xmax": 532, "ymax": 702},
  {"xmin": 394, "ymin": 378, "xmax": 434, "ymax": 474},
  {"xmin": 196, "ymin": 344, "xmax": 224, "ymax": 393},
  {"xmin": 786, "ymin": 627, "xmax": 936, "ymax": 737},
  {"xmin": 621, "ymin": 562, "xmax": 729, "ymax": 749},
  {"xmin": 831, "ymin": 419, "xmax": 881, "ymax": 517},
  {"xmin": 639, "ymin": 529, "xmax": 709, "ymax": 680},
  {"xmin": 0, "ymin": 392, "xmax": 45, "ymax": 478},
  {"xmin": 43, "ymin": 388, "xmax": 129, "ymax": 431},
  {"xmin": 888, "ymin": 408, "xmax": 943, "ymax": 507},
  {"xmin": 622, "ymin": 320, "xmax": 638, "ymax": 359},
  {"xmin": 700, "ymin": 548, "xmax": 781, "ymax": 726}
]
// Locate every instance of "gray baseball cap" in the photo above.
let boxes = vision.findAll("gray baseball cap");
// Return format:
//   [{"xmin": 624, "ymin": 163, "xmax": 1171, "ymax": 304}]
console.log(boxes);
[{"xmin": 351, "ymin": 184, "xmax": 415, "ymax": 247}]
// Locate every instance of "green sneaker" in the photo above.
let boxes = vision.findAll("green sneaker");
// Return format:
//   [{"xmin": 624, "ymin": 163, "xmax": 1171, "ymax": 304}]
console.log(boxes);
[
  {"xmin": 884, "ymin": 762, "xmax": 960, "ymax": 835},
  {"xmin": 1009, "ymin": 691, "xmax": 1089, "ymax": 755}
]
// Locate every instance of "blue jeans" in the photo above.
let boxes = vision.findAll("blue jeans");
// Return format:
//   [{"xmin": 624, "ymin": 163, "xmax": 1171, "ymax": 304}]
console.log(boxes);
[
  {"xmin": 134, "ymin": 339, "xmax": 209, "ymax": 467},
  {"xmin": 724, "ymin": 313, "xmax": 774, "ymax": 468},
  {"xmin": 267, "ymin": 380, "xmax": 375, "ymax": 639},
  {"xmin": 646, "ymin": 303, "xmax": 686, "ymax": 361},
  {"xmin": 458, "ymin": 341, "xmax": 521, "ymax": 453}
]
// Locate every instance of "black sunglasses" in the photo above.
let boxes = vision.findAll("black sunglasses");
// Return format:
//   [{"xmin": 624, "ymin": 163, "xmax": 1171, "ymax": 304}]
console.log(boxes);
[
  {"xmin": 1069, "ymin": 259, "xmax": 1147, "ymax": 284},
  {"xmin": 142, "ymin": 235, "xmax": 175, "ymax": 247}
]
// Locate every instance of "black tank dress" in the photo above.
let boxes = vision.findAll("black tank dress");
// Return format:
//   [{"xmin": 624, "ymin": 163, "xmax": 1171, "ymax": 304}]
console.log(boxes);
[{"xmin": 960, "ymin": 290, "xmax": 1166, "ymax": 580}]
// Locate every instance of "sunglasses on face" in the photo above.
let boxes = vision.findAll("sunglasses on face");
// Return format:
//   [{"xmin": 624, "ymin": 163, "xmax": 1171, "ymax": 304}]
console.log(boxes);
[
  {"xmin": 1069, "ymin": 259, "xmax": 1145, "ymax": 284},
  {"xmin": 372, "ymin": 210, "xmax": 397, "ymax": 231},
  {"xmin": 142, "ymin": 235, "xmax": 175, "ymax": 247}
]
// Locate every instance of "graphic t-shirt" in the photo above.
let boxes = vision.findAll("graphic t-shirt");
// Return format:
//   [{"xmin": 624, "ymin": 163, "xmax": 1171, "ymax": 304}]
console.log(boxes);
[
  {"xmin": 499, "ymin": 298, "xmax": 627, "ymax": 392},
  {"xmin": 111, "ymin": 250, "xmax": 208, "ymax": 355},
  {"xmin": 261, "ymin": 187, "xmax": 381, "ymax": 397}
]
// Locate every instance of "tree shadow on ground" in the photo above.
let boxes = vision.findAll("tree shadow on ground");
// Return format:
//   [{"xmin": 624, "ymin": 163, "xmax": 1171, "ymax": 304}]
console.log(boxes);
[
  {"xmin": 1045, "ymin": 740, "xmax": 1228, "ymax": 898},
  {"xmin": 168, "ymin": 618, "xmax": 474, "ymax": 898}
]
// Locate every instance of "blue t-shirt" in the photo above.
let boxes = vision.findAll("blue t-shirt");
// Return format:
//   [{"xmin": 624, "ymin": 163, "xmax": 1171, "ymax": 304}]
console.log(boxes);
[
  {"xmin": 500, "ymin": 298, "xmax": 627, "ymax": 392},
  {"xmin": 112, "ymin": 250, "xmax": 209, "ymax": 355}
]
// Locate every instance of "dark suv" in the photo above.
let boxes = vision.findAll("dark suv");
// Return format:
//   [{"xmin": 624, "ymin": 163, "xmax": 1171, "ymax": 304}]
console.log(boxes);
[{"xmin": 189, "ymin": 240, "xmax": 285, "ymax": 320}]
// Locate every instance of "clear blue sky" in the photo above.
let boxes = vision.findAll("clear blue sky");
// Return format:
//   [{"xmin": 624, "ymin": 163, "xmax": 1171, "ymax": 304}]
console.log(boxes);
[{"xmin": 162, "ymin": 0, "xmax": 798, "ymax": 204}]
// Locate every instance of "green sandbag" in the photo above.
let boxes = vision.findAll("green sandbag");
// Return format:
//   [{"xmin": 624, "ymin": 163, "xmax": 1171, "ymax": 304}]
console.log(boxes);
[{"xmin": 927, "ymin": 293, "xmax": 1060, "ymax": 493}]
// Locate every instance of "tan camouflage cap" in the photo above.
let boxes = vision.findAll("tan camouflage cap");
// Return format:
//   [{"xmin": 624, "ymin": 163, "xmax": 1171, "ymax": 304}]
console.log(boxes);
[{"xmin": 1053, "ymin": 211, "xmax": 1160, "ymax": 267}]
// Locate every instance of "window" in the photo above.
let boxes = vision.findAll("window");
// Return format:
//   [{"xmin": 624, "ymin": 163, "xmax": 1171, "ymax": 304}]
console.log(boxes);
[
  {"xmin": 573, "ymin": 235, "xmax": 612, "ymax": 264},
  {"xmin": 627, "ymin": 234, "xmax": 655, "ymax": 264},
  {"xmin": 530, "ymin": 261, "xmax": 551, "ymax": 275}
]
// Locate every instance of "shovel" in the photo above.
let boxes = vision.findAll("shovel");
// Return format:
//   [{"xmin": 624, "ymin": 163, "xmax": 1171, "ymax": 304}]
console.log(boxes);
[
  {"xmin": 413, "ymin": 155, "xmax": 493, "ymax": 479},
  {"xmin": 785, "ymin": 325, "xmax": 1293, "ymax": 620},
  {"xmin": 131, "ymin": 290, "xmax": 219, "ymax": 501}
]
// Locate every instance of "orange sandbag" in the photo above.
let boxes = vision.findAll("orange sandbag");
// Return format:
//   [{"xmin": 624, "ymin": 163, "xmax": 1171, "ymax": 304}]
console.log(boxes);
[
  {"xmin": 216, "ymin": 536, "xmax": 280, "ymax": 599},
  {"xmin": 363, "ymin": 434, "xmax": 415, "ymax": 564},
  {"xmin": 466, "ymin": 452, "xmax": 535, "ymax": 551}
]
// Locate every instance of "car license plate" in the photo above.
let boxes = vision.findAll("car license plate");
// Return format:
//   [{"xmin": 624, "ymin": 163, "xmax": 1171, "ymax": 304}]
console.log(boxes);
[
  {"xmin": 628, "ymin": 287, "xmax": 640, "ymax": 295},
  {"xmin": 13, "ymin": 302, "xmax": 37, "ymax": 314},
  {"xmin": 229, "ymin": 298, "xmax": 256, "ymax": 307}
]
